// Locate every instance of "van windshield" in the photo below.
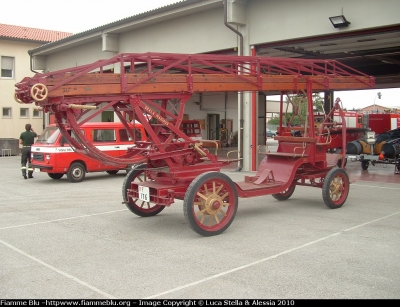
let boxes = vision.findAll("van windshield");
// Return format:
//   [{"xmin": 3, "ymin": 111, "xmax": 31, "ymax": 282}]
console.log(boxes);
[
  {"xmin": 36, "ymin": 127, "xmax": 84, "ymax": 145},
  {"xmin": 37, "ymin": 126, "xmax": 60, "ymax": 144}
]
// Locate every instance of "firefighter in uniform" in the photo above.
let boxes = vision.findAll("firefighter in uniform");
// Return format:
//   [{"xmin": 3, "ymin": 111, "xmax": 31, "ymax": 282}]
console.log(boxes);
[{"xmin": 19, "ymin": 123, "xmax": 38, "ymax": 179}]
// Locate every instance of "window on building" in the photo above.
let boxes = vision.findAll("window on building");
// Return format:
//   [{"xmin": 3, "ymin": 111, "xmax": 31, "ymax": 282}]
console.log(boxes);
[
  {"xmin": 2, "ymin": 107, "xmax": 12, "ymax": 118},
  {"xmin": 1, "ymin": 56, "xmax": 14, "ymax": 78},
  {"xmin": 20, "ymin": 108, "xmax": 29, "ymax": 118},
  {"xmin": 33, "ymin": 109, "xmax": 43, "ymax": 118}
]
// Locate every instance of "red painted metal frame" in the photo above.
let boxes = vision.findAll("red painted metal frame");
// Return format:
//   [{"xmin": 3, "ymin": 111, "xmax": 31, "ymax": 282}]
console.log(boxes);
[
  {"xmin": 251, "ymin": 46, "xmax": 257, "ymax": 171},
  {"xmin": 14, "ymin": 52, "xmax": 375, "ymax": 203}
]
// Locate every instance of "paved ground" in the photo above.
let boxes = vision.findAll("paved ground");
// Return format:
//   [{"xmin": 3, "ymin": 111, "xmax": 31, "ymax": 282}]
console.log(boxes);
[{"xmin": 0, "ymin": 150, "xmax": 399, "ymax": 299}]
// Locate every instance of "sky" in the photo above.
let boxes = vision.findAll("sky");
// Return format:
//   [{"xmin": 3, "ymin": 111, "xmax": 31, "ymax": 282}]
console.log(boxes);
[
  {"xmin": 268, "ymin": 88, "xmax": 400, "ymax": 111},
  {"xmin": 1, "ymin": 0, "xmax": 399, "ymax": 110},
  {"xmin": 332, "ymin": 88, "xmax": 400, "ymax": 110},
  {"xmin": 0, "ymin": 0, "xmax": 179, "ymax": 33}
]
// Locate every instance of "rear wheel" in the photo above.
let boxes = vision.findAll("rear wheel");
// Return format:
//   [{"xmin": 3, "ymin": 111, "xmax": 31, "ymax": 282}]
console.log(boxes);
[
  {"xmin": 183, "ymin": 172, "xmax": 238, "ymax": 236},
  {"xmin": 272, "ymin": 181, "xmax": 296, "ymax": 201},
  {"xmin": 122, "ymin": 164, "xmax": 165, "ymax": 217},
  {"xmin": 67, "ymin": 162, "xmax": 86, "ymax": 183},
  {"xmin": 48, "ymin": 173, "xmax": 64, "ymax": 180},
  {"xmin": 322, "ymin": 167, "xmax": 349, "ymax": 209}
]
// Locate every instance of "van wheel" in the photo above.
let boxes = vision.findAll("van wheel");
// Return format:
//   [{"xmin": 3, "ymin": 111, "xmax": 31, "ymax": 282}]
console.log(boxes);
[
  {"xmin": 106, "ymin": 170, "xmax": 119, "ymax": 175},
  {"xmin": 67, "ymin": 162, "xmax": 86, "ymax": 183},
  {"xmin": 48, "ymin": 173, "xmax": 64, "ymax": 180}
]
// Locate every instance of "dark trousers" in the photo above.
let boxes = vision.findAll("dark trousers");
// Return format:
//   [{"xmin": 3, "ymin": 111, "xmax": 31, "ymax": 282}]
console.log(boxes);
[{"xmin": 21, "ymin": 147, "xmax": 33, "ymax": 177}]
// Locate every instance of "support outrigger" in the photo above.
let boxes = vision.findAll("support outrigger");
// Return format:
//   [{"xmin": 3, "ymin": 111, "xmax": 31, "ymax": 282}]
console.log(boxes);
[{"xmin": 15, "ymin": 52, "xmax": 375, "ymax": 236}]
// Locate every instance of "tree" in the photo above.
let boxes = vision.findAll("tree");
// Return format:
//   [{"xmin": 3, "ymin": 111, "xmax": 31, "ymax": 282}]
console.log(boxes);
[{"xmin": 267, "ymin": 93, "xmax": 324, "ymax": 126}]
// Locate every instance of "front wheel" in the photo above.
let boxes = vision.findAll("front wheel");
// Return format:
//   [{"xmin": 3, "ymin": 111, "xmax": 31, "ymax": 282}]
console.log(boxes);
[
  {"xmin": 183, "ymin": 172, "xmax": 238, "ymax": 236},
  {"xmin": 272, "ymin": 181, "xmax": 296, "ymax": 201},
  {"xmin": 67, "ymin": 162, "xmax": 86, "ymax": 183},
  {"xmin": 48, "ymin": 173, "xmax": 64, "ymax": 180},
  {"xmin": 322, "ymin": 167, "xmax": 350, "ymax": 209},
  {"xmin": 122, "ymin": 164, "xmax": 165, "ymax": 217}
]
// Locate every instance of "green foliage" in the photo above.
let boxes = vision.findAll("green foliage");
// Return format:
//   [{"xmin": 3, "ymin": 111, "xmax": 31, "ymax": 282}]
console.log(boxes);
[
  {"xmin": 268, "ymin": 93, "xmax": 324, "ymax": 126},
  {"xmin": 268, "ymin": 116, "xmax": 280, "ymax": 125}
]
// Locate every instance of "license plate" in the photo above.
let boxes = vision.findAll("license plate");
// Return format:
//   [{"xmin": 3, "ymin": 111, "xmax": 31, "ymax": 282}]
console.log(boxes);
[
  {"xmin": 34, "ymin": 168, "xmax": 40, "ymax": 173},
  {"xmin": 138, "ymin": 186, "xmax": 150, "ymax": 202}
]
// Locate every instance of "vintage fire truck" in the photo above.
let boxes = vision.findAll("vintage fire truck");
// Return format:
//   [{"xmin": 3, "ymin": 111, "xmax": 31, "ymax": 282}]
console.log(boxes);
[{"xmin": 15, "ymin": 52, "xmax": 375, "ymax": 236}]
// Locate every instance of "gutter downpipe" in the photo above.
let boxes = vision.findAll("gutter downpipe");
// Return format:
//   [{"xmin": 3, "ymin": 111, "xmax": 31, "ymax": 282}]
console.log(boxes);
[
  {"xmin": 224, "ymin": 0, "xmax": 243, "ymax": 172},
  {"xmin": 28, "ymin": 50, "xmax": 40, "ymax": 74}
]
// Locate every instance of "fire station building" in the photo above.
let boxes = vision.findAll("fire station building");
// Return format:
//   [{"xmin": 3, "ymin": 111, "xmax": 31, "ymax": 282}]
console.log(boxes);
[{"xmin": 6, "ymin": 0, "xmax": 400, "ymax": 170}]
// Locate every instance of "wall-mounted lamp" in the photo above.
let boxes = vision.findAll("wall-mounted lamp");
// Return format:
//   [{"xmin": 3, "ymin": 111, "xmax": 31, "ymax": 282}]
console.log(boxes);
[{"xmin": 329, "ymin": 15, "xmax": 351, "ymax": 28}]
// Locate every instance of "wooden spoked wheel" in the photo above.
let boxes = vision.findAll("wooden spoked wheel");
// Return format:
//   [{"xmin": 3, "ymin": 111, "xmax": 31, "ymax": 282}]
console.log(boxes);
[
  {"xmin": 322, "ymin": 167, "xmax": 350, "ymax": 209},
  {"xmin": 184, "ymin": 172, "xmax": 238, "ymax": 236}
]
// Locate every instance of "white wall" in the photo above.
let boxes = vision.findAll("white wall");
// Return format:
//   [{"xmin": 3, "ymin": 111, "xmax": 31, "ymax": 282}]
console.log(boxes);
[
  {"xmin": 176, "ymin": 93, "xmax": 238, "ymax": 140},
  {"xmin": 45, "ymin": 40, "xmax": 115, "ymax": 71},
  {"xmin": 248, "ymin": 0, "xmax": 400, "ymax": 44},
  {"xmin": 0, "ymin": 39, "xmax": 44, "ymax": 139},
  {"xmin": 120, "ymin": 8, "xmax": 236, "ymax": 54}
]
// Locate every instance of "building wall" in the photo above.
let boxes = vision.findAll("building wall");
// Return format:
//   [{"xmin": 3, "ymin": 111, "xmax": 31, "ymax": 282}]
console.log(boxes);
[
  {"xmin": 361, "ymin": 104, "xmax": 390, "ymax": 114},
  {"xmin": 120, "ymin": 8, "xmax": 236, "ymax": 54},
  {"xmin": 0, "ymin": 39, "xmax": 44, "ymax": 139},
  {"xmin": 248, "ymin": 0, "xmax": 400, "ymax": 45},
  {"xmin": 45, "ymin": 40, "xmax": 115, "ymax": 72}
]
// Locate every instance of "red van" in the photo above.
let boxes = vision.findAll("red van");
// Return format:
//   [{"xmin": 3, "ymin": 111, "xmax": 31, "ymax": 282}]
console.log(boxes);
[{"xmin": 30, "ymin": 122, "xmax": 146, "ymax": 183}]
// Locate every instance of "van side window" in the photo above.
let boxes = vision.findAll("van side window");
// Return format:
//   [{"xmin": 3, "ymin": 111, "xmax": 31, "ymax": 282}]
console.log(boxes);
[
  {"xmin": 92, "ymin": 129, "xmax": 116, "ymax": 142},
  {"xmin": 61, "ymin": 129, "xmax": 84, "ymax": 145},
  {"xmin": 119, "ymin": 129, "xmax": 143, "ymax": 141},
  {"xmin": 119, "ymin": 129, "xmax": 129, "ymax": 142},
  {"xmin": 134, "ymin": 129, "xmax": 142, "ymax": 141}
]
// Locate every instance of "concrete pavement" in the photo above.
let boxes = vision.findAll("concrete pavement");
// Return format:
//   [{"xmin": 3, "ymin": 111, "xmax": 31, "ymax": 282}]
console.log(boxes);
[{"xmin": 0, "ymin": 153, "xmax": 399, "ymax": 299}]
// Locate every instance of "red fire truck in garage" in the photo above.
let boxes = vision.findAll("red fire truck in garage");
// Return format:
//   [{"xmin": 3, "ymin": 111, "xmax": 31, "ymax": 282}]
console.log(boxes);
[
  {"xmin": 333, "ymin": 111, "xmax": 400, "ymax": 133},
  {"xmin": 333, "ymin": 111, "xmax": 363, "ymax": 128},
  {"xmin": 363, "ymin": 113, "xmax": 400, "ymax": 134}
]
